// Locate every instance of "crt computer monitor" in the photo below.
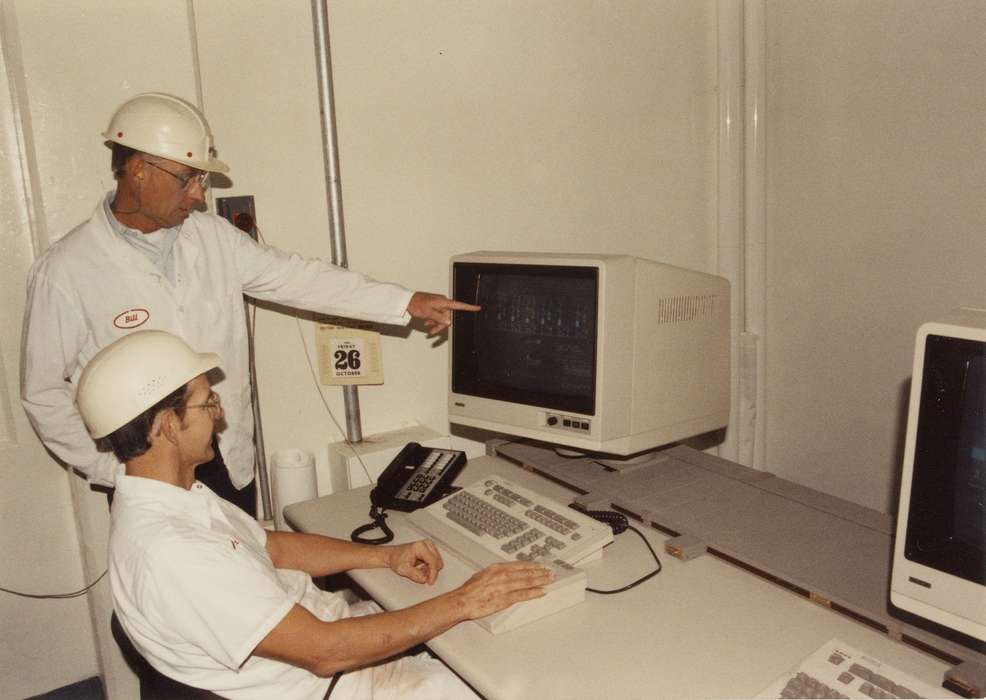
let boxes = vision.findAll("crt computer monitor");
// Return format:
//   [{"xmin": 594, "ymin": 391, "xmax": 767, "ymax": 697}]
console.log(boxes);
[
  {"xmin": 891, "ymin": 307, "xmax": 986, "ymax": 649},
  {"xmin": 447, "ymin": 251, "xmax": 730, "ymax": 456}
]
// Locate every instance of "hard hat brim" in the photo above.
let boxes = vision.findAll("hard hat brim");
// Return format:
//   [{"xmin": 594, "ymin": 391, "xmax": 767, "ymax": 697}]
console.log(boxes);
[{"xmin": 102, "ymin": 134, "xmax": 230, "ymax": 174}]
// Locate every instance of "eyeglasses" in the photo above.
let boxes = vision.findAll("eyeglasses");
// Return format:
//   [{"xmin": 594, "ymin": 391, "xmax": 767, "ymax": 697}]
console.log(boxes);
[
  {"xmin": 143, "ymin": 158, "xmax": 210, "ymax": 191},
  {"xmin": 186, "ymin": 391, "xmax": 222, "ymax": 417}
]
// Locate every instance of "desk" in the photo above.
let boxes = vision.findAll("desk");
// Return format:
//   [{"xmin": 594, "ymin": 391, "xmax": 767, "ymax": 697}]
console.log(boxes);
[{"xmin": 285, "ymin": 455, "xmax": 953, "ymax": 699}]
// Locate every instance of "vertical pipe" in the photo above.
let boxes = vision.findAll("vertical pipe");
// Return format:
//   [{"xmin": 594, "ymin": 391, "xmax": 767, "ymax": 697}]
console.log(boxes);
[
  {"xmin": 311, "ymin": 0, "xmax": 362, "ymax": 443},
  {"xmin": 311, "ymin": 0, "xmax": 348, "ymax": 268}
]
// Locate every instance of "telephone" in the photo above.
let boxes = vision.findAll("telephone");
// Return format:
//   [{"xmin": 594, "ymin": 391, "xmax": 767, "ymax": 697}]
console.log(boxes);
[
  {"xmin": 370, "ymin": 442, "xmax": 468, "ymax": 512},
  {"xmin": 352, "ymin": 442, "xmax": 467, "ymax": 544}
]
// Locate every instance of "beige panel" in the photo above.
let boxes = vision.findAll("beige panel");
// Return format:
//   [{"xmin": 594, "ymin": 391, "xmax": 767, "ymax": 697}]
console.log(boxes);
[{"xmin": 764, "ymin": 0, "xmax": 986, "ymax": 511}]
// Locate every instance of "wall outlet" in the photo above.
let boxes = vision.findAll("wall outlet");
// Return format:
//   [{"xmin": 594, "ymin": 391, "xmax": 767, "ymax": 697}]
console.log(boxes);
[{"xmin": 216, "ymin": 195, "xmax": 257, "ymax": 240}]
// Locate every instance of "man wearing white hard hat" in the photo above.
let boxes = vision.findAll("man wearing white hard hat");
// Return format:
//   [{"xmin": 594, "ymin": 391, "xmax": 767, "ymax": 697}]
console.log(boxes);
[
  {"xmin": 21, "ymin": 91, "xmax": 478, "ymax": 512},
  {"xmin": 77, "ymin": 330, "xmax": 549, "ymax": 700}
]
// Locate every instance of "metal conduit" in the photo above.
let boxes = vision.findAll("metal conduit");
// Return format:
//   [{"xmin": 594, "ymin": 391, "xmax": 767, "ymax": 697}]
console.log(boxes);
[{"xmin": 311, "ymin": 0, "xmax": 363, "ymax": 443}]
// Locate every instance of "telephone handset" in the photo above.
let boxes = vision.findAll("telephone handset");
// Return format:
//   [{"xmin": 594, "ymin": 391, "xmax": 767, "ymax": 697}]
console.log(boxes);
[
  {"xmin": 370, "ymin": 442, "xmax": 468, "ymax": 511},
  {"xmin": 352, "ymin": 442, "xmax": 467, "ymax": 544}
]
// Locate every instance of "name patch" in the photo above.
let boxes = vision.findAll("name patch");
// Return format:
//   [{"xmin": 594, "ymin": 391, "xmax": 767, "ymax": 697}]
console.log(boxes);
[{"xmin": 113, "ymin": 308, "xmax": 150, "ymax": 329}]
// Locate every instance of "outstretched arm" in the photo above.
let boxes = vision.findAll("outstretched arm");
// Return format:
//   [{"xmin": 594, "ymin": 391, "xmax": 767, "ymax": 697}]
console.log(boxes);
[
  {"xmin": 406, "ymin": 291, "xmax": 480, "ymax": 336},
  {"xmin": 254, "ymin": 561, "xmax": 551, "ymax": 676},
  {"xmin": 230, "ymin": 226, "xmax": 479, "ymax": 333}
]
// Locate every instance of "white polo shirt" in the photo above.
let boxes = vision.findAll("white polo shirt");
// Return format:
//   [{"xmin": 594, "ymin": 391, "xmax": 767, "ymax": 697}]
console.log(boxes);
[
  {"xmin": 111, "ymin": 476, "xmax": 480, "ymax": 700},
  {"xmin": 110, "ymin": 475, "xmax": 366, "ymax": 699}
]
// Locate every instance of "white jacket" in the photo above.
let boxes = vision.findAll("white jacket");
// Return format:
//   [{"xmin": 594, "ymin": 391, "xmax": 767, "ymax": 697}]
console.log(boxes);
[{"xmin": 21, "ymin": 196, "xmax": 414, "ymax": 488}]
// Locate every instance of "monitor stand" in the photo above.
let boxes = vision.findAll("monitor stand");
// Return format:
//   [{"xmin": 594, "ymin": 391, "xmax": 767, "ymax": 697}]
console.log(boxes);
[
  {"xmin": 553, "ymin": 447, "xmax": 671, "ymax": 474},
  {"xmin": 590, "ymin": 450, "xmax": 671, "ymax": 473}
]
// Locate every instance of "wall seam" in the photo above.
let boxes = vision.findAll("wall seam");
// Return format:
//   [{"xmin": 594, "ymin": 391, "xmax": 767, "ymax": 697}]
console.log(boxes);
[
  {"xmin": 715, "ymin": 0, "xmax": 745, "ymax": 463},
  {"xmin": 0, "ymin": 0, "xmax": 47, "ymax": 257},
  {"xmin": 743, "ymin": 0, "xmax": 767, "ymax": 470}
]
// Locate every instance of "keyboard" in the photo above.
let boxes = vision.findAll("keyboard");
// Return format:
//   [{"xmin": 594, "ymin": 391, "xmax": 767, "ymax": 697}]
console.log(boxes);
[
  {"xmin": 756, "ymin": 638, "xmax": 949, "ymax": 699},
  {"xmin": 404, "ymin": 473, "xmax": 613, "ymax": 633}
]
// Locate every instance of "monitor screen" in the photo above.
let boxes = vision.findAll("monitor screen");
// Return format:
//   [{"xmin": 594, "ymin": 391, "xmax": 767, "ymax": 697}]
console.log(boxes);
[
  {"xmin": 448, "ymin": 251, "xmax": 730, "ymax": 456},
  {"xmin": 451, "ymin": 263, "xmax": 598, "ymax": 415},
  {"xmin": 904, "ymin": 335, "xmax": 986, "ymax": 588}
]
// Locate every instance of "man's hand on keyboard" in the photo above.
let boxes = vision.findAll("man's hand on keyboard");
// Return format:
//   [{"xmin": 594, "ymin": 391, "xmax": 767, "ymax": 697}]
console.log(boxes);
[
  {"xmin": 387, "ymin": 539, "xmax": 444, "ymax": 585},
  {"xmin": 453, "ymin": 562, "xmax": 553, "ymax": 620}
]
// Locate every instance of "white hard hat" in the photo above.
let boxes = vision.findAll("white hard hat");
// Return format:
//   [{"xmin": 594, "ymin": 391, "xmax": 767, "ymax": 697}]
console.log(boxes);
[
  {"xmin": 102, "ymin": 92, "xmax": 229, "ymax": 173},
  {"xmin": 77, "ymin": 330, "xmax": 221, "ymax": 439}
]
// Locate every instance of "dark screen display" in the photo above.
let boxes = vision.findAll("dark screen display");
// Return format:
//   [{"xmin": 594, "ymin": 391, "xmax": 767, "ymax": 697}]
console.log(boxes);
[
  {"xmin": 905, "ymin": 334, "xmax": 986, "ymax": 586},
  {"xmin": 451, "ymin": 262, "xmax": 597, "ymax": 415}
]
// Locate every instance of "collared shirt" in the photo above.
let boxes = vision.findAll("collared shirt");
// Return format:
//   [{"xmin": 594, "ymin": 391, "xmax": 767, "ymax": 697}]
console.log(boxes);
[
  {"xmin": 21, "ymin": 194, "xmax": 414, "ymax": 487},
  {"xmin": 103, "ymin": 193, "xmax": 179, "ymax": 283},
  {"xmin": 111, "ymin": 476, "xmax": 479, "ymax": 700},
  {"xmin": 110, "ymin": 475, "xmax": 353, "ymax": 699}
]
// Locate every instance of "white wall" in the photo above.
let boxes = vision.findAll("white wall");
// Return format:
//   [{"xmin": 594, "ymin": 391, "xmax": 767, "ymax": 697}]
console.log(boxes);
[
  {"xmin": 0, "ymin": 5, "xmax": 99, "ymax": 696},
  {"xmin": 0, "ymin": 1, "xmax": 719, "ymax": 695},
  {"xmin": 194, "ymin": 0, "xmax": 720, "ymax": 463},
  {"xmin": 763, "ymin": 0, "xmax": 986, "ymax": 512}
]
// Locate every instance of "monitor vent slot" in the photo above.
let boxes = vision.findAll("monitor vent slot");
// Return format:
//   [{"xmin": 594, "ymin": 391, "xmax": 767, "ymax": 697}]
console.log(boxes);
[{"xmin": 656, "ymin": 295, "xmax": 720, "ymax": 324}]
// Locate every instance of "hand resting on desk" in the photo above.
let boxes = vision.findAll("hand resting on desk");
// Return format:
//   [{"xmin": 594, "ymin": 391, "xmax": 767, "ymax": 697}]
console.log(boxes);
[
  {"xmin": 255, "ymin": 532, "xmax": 551, "ymax": 678},
  {"xmin": 449, "ymin": 560, "xmax": 553, "ymax": 620},
  {"xmin": 384, "ymin": 539, "xmax": 554, "ymax": 618},
  {"xmin": 386, "ymin": 538, "xmax": 445, "ymax": 585}
]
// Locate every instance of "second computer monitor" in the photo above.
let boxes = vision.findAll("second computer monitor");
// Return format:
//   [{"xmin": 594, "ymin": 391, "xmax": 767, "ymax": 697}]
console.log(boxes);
[
  {"xmin": 891, "ymin": 307, "xmax": 986, "ymax": 650},
  {"xmin": 448, "ymin": 251, "xmax": 730, "ymax": 456}
]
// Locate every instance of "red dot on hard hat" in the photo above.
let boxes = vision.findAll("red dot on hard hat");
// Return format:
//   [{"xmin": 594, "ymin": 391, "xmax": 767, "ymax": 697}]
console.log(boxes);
[
  {"xmin": 187, "ymin": 151, "xmax": 193, "ymax": 157},
  {"xmin": 117, "ymin": 132, "xmax": 123, "ymax": 137}
]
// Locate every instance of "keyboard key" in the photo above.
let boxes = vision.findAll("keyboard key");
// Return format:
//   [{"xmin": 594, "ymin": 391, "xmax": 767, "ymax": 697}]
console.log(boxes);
[
  {"xmin": 756, "ymin": 638, "xmax": 942, "ymax": 700},
  {"xmin": 871, "ymin": 674, "xmax": 895, "ymax": 692},
  {"xmin": 850, "ymin": 664, "xmax": 873, "ymax": 681},
  {"xmin": 778, "ymin": 672, "xmax": 847, "ymax": 699},
  {"xmin": 446, "ymin": 511, "xmax": 484, "ymax": 536}
]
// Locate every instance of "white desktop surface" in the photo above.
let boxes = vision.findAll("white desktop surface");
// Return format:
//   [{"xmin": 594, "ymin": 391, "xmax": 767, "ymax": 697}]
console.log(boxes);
[{"xmin": 284, "ymin": 456, "xmax": 953, "ymax": 699}]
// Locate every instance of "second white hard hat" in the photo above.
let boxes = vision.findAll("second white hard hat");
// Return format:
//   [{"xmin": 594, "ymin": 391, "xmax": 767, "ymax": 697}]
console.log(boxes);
[
  {"xmin": 103, "ymin": 92, "xmax": 229, "ymax": 173},
  {"xmin": 77, "ymin": 330, "xmax": 221, "ymax": 439}
]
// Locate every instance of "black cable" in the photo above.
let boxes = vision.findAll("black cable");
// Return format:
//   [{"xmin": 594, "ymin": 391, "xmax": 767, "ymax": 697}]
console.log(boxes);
[
  {"xmin": 586, "ymin": 524, "xmax": 662, "ymax": 594},
  {"xmin": 569, "ymin": 507, "xmax": 663, "ymax": 595},
  {"xmin": 351, "ymin": 505, "xmax": 394, "ymax": 544},
  {"xmin": 578, "ymin": 508, "xmax": 630, "ymax": 535},
  {"xmin": 0, "ymin": 569, "xmax": 108, "ymax": 599}
]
